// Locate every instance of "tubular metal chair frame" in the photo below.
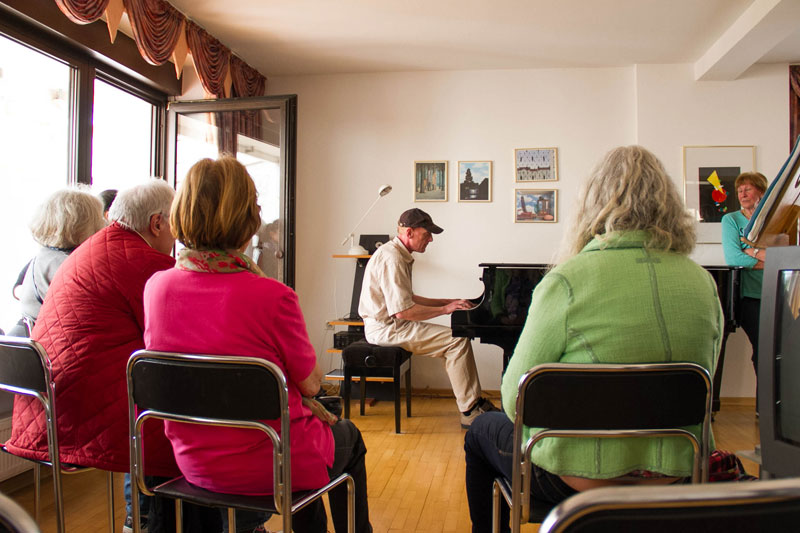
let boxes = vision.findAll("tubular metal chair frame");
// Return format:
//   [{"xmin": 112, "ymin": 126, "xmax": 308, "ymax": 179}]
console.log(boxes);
[
  {"xmin": 0, "ymin": 491, "xmax": 42, "ymax": 533},
  {"xmin": 0, "ymin": 335, "xmax": 116, "ymax": 533},
  {"xmin": 493, "ymin": 362, "xmax": 713, "ymax": 533},
  {"xmin": 538, "ymin": 477, "xmax": 800, "ymax": 532},
  {"xmin": 127, "ymin": 350, "xmax": 355, "ymax": 533}
]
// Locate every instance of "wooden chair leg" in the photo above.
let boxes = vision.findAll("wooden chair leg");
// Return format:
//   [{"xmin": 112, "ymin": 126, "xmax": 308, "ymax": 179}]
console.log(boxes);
[
  {"xmin": 393, "ymin": 362, "xmax": 401, "ymax": 433},
  {"xmin": 343, "ymin": 366, "xmax": 352, "ymax": 419},
  {"xmin": 406, "ymin": 361, "xmax": 412, "ymax": 417},
  {"xmin": 175, "ymin": 499, "xmax": 183, "ymax": 533},
  {"xmin": 359, "ymin": 371, "xmax": 367, "ymax": 416},
  {"xmin": 227, "ymin": 507, "xmax": 236, "ymax": 533}
]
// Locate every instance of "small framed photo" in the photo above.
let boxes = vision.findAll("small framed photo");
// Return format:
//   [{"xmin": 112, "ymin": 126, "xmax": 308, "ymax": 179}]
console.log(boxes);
[
  {"xmin": 458, "ymin": 161, "xmax": 492, "ymax": 202},
  {"xmin": 515, "ymin": 189, "xmax": 557, "ymax": 223},
  {"xmin": 682, "ymin": 145, "xmax": 756, "ymax": 243},
  {"xmin": 515, "ymin": 147, "xmax": 558, "ymax": 182},
  {"xmin": 414, "ymin": 161, "xmax": 448, "ymax": 202}
]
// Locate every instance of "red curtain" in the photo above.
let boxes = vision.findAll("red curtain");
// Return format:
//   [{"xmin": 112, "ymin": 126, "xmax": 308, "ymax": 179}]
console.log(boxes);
[
  {"xmin": 186, "ymin": 20, "xmax": 231, "ymax": 98},
  {"xmin": 791, "ymin": 66, "xmax": 800, "ymax": 151},
  {"xmin": 54, "ymin": 0, "xmax": 111, "ymax": 23},
  {"xmin": 123, "ymin": 0, "xmax": 184, "ymax": 65},
  {"xmin": 231, "ymin": 55, "xmax": 266, "ymax": 98}
]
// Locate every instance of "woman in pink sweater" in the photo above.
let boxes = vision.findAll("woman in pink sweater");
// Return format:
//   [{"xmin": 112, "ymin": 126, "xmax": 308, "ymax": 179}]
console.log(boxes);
[{"xmin": 143, "ymin": 157, "xmax": 371, "ymax": 533}]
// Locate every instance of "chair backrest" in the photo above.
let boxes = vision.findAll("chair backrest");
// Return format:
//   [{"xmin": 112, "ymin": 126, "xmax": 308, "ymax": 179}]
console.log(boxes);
[
  {"xmin": 0, "ymin": 335, "xmax": 50, "ymax": 396},
  {"xmin": 519, "ymin": 363, "xmax": 711, "ymax": 431},
  {"xmin": 539, "ymin": 477, "xmax": 800, "ymax": 533},
  {"xmin": 0, "ymin": 335, "xmax": 64, "ymax": 532},
  {"xmin": 509, "ymin": 362, "xmax": 712, "ymax": 528},
  {"xmin": 126, "ymin": 350, "xmax": 291, "ymax": 512}
]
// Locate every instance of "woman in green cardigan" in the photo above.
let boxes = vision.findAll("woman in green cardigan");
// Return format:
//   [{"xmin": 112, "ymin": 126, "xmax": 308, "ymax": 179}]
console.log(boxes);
[{"xmin": 464, "ymin": 146, "xmax": 723, "ymax": 533}]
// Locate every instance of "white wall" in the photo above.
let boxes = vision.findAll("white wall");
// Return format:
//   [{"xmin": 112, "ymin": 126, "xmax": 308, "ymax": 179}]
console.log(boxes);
[{"xmin": 268, "ymin": 62, "xmax": 789, "ymax": 397}]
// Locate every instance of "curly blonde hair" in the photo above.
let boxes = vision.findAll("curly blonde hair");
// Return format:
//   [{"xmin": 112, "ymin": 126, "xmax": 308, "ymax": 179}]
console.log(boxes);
[{"xmin": 558, "ymin": 145, "xmax": 696, "ymax": 262}]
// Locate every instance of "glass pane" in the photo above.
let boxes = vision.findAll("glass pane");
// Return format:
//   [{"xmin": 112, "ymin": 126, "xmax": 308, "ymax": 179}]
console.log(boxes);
[
  {"xmin": 176, "ymin": 109, "xmax": 287, "ymax": 282},
  {"xmin": 0, "ymin": 34, "xmax": 71, "ymax": 332},
  {"xmin": 777, "ymin": 270, "xmax": 800, "ymax": 445},
  {"xmin": 91, "ymin": 78, "xmax": 154, "ymax": 190}
]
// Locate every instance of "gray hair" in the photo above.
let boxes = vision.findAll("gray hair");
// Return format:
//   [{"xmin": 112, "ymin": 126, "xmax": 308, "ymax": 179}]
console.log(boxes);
[
  {"xmin": 30, "ymin": 188, "xmax": 106, "ymax": 249},
  {"xmin": 109, "ymin": 179, "xmax": 175, "ymax": 233},
  {"xmin": 558, "ymin": 145, "xmax": 696, "ymax": 262}
]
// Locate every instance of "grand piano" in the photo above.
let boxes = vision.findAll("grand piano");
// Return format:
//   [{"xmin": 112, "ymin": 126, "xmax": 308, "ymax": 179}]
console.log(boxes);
[{"xmin": 451, "ymin": 263, "xmax": 741, "ymax": 413}]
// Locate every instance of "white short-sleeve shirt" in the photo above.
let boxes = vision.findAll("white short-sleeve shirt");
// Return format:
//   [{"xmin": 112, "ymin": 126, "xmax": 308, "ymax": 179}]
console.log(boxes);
[{"xmin": 358, "ymin": 237, "xmax": 415, "ymax": 325}]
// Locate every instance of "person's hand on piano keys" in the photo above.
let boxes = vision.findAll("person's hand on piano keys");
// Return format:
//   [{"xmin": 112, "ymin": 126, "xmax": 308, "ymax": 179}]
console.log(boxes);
[{"xmin": 444, "ymin": 299, "xmax": 476, "ymax": 314}]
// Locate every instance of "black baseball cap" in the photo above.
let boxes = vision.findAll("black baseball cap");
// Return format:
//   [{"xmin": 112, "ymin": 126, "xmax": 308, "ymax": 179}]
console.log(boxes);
[{"xmin": 398, "ymin": 208, "xmax": 443, "ymax": 234}]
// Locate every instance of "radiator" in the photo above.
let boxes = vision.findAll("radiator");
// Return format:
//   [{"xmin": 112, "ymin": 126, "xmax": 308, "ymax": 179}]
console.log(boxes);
[{"xmin": 0, "ymin": 417, "xmax": 32, "ymax": 482}]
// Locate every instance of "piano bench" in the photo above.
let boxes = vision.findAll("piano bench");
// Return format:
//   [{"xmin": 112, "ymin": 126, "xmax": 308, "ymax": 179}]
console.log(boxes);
[{"xmin": 341, "ymin": 341, "xmax": 412, "ymax": 433}]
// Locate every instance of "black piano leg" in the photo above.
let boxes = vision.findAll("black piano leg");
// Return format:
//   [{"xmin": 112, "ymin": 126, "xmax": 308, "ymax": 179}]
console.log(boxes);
[
  {"xmin": 502, "ymin": 348, "xmax": 512, "ymax": 375},
  {"xmin": 712, "ymin": 329, "xmax": 732, "ymax": 417}
]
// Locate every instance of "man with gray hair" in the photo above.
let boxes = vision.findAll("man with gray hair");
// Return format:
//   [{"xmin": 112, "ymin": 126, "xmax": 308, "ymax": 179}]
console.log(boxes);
[{"xmin": 6, "ymin": 179, "xmax": 179, "ymax": 532}]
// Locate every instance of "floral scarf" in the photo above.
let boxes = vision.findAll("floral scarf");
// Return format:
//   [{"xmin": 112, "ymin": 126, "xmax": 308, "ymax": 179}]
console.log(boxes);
[
  {"xmin": 176, "ymin": 248, "xmax": 266, "ymax": 277},
  {"xmin": 174, "ymin": 247, "xmax": 339, "ymax": 425}
]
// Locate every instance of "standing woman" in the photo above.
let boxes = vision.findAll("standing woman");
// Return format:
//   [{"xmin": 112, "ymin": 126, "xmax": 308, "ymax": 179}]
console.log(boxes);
[
  {"xmin": 721, "ymin": 172, "xmax": 769, "ymax": 375},
  {"xmin": 143, "ymin": 156, "xmax": 371, "ymax": 533}
]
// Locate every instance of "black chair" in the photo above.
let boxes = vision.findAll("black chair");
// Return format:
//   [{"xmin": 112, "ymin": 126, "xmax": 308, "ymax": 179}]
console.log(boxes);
[
  {"xmin": 127, "ymin": 350, "xmax": 355, "ymax": 533},
  {"xmin": 342, "ymin": 340, "xmax": 411, "ymax": 433},
  {"xmin": 493, "ymin": 362, "xmax": 713, "ymax": 533},
  {"xmin": 538, "ymin": 477, "xmax": 800, "ymax": 532},
  {"xmin": 0, "ymin": 491, "xmax": 41, "ymax": 533},
  {"xmin": 0, "ymin": 335, "xmax": 116, "ymax": 533}
]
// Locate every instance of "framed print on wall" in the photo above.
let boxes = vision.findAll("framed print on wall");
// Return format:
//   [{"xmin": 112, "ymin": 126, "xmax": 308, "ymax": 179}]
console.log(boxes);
[
  {"xmin": 515, "ymin": 189, "xmax": 557, "ymax": 223},
  {"xmin": 414, "ymin": 161, "xmax": 448, "ymax": 202},
  {"xmin": 515, "ymin": 147, "xmax": 558, "ymax": 182},
  {"xmin": 683, "ymin": 145, "xmax": 756, "ymax": 243},
  {"xmin": 458, "ymin": 161, "xmax": 492, "ymax": 202}
]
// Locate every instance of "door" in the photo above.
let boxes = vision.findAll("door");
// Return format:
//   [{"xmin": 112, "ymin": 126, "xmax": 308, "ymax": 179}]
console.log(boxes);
[{"xmin": 167, "ymin": 96, "xmax": 297, "ymax": 287}]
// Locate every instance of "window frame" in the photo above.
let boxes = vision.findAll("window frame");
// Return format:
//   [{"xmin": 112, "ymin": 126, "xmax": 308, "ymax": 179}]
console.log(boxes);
[{"xmin": 0, "ymin": 4, "xmax": 170, "ymax": 186}]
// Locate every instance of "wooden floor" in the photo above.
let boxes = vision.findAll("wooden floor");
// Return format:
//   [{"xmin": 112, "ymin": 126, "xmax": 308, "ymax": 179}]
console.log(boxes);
[{"xmin": 0, "ymin": 396, "xmax": 760, "ymax": 533}]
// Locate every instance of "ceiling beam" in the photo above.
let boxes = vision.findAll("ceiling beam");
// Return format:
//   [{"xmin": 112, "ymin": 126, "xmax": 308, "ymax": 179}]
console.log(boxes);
[{"xmin": 694, "ymin": 0, "xmax": 800, "ymax": 81}]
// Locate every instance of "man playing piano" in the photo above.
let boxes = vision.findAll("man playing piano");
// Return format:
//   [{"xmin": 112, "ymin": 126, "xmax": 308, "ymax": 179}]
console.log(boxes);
[{"xmin": 359, "ymin": 208, "xmax": 498, "ymax": 428}]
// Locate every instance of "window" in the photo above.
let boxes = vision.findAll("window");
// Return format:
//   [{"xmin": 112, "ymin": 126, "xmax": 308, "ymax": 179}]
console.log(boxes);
[
  {"xmin": 91, "ymin": 78, "xmax": 158, "ymax": 190},
  {"xmin": 0, "ymin": 34, "xmax": 71, "ymax": 331},
  {"xmin": 0, "ymin": 23, "xmax": 167, "ymax": 333}
]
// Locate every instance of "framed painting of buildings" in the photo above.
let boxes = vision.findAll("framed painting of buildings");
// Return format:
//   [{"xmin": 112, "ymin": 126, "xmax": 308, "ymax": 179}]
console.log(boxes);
[
  {"xmin": 515, "ymin": 147, "xmax": 558, "ymax": 182},
  {"xmin": 414, "ymin": 161, "xmax": 448, "ymax": 201},
  {"xmin": 458, "ymin": 161, "xmax": 492, "ymax": 202},
  {"xmin": 515, "ymin": 189, "xmax": 557, "ymax": 223}
]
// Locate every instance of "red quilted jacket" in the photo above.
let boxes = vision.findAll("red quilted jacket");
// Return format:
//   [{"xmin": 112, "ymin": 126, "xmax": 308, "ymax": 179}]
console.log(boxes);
[{"xmin": 5, "ymin": 223, "xmax": 179, "ymax": 476}]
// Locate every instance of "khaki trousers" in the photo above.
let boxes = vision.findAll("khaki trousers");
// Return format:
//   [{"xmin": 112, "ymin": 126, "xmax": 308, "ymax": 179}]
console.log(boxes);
[{"xmin": 365, "ymin": 319, "xmax": 482, "ymax": 412}]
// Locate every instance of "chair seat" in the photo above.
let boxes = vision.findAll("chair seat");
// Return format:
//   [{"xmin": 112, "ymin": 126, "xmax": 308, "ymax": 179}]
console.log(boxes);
[
  {"xmin": 153, "ymin": 476, "xmax": 318, "ymax": 514},
  {"xmin": 342, "ymin": 341, "xmax": 411, "ymax": 367}
]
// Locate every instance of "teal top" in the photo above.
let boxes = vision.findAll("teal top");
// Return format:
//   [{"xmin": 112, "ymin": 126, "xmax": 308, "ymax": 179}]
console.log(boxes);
[
  {"xmin": 501, "ymin": 231, "xmax": 722, "ymax": 479},
  {"xmin": 721, "ymin": 210, "xmax": 763, "ymax": 299}
]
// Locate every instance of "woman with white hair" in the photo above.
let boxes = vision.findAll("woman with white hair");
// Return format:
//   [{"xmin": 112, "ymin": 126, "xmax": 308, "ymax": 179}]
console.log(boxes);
[
  {"xmin": 9, "ymin": 189, "xmax": 106, "ymax": 336},
  {"xmin": 464, "ymin": 146, "xmax": 724, "ymax": 532}
]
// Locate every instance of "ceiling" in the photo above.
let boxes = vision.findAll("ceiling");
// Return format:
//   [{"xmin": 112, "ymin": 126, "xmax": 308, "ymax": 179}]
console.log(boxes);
[{"xmin": 166, "ymin": 0, "xmax": 800, "ymax": 79}]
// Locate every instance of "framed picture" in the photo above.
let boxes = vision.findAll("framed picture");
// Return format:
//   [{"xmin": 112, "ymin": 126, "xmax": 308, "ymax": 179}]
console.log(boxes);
[
  {"xmin": 414, "ymin": 161, "xmax": 448, "ymax": 202},
  {"xmin": 458, "ymin": 161, "xmax": 492, "ymax": 202},
  {"xmin": 683, "ymin": 145, "xmax": 756, "ymax": 243},
  {"xmin": 515, "ymin": 147, "xmax": 558, "ymax": 182},
  {"xmin": 515, "ymin": 189, "xmax": 557, "ymax": 223}
]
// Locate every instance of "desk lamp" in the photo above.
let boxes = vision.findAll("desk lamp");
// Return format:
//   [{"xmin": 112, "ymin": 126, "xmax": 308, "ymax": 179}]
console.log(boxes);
[{"xmin": 340, "ymin": 184, "xmax": 392, "ymax": 255}]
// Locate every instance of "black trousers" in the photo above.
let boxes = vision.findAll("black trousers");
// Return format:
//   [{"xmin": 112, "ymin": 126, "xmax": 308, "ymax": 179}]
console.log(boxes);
[
  {"xmin": 740, "ymin": 296, "xmax": 761, "ymax": 375},
  {"xmin": 219, "ymin": 418, "xmax": 372, "ymax": 533}
]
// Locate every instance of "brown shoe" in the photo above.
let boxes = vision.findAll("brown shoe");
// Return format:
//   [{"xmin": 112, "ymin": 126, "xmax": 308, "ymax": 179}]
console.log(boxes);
[{"xmin": 460, "ymin": 398, "xmax": 500, "ymax": 429}]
